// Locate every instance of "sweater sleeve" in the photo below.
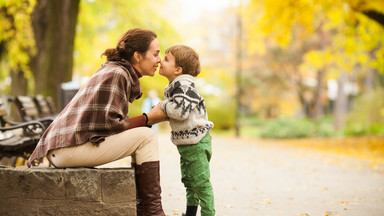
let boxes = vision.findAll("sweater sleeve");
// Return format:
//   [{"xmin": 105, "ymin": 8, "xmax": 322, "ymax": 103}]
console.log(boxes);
[{"xmin": 161, "ymin": 83, "xmax": 201, "ymax": 121}]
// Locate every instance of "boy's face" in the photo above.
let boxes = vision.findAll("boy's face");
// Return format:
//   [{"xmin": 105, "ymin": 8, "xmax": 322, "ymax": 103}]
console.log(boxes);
[{"xmin": 159, "ymin": 52, "xmax": 180, "ymax": 82}]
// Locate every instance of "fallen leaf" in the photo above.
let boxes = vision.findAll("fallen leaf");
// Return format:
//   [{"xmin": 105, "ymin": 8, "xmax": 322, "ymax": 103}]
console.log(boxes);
[{"xmin": 340, "ymin": 201, "xmax": 350, "ymax": 205}]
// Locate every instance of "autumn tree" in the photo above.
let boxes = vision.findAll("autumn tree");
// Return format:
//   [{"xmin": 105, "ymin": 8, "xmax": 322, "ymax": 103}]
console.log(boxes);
[
  {"xmin": 242, "ymin": 0, "xmax": 384, "ymax": 130},
  {"xmin": 0, "ymin": 0, "xmax": 36, "ymax": 95},
  {"xmin": 31, "ymin": 0, "xmax": 80, "ymax": 107},
  {"xmin": 0, "ymin": 0, "xmax": 79, "ymax": 111}
]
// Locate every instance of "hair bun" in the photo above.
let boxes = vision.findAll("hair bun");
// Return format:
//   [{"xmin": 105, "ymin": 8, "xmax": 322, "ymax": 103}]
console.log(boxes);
[{"xmin": 102, "ymin": 48, "xmax": 121, "ymax": 61}]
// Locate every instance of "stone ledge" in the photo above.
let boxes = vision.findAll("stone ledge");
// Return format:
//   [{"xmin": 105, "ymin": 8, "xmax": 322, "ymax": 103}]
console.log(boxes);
[{"xmin": 0, "ymin": 166, "xmax": 136, "ymax": 216}]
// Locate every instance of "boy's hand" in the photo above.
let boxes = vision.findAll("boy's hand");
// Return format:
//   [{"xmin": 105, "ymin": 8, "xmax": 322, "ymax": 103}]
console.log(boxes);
[
  {"xmin": 147, "ymin": 102, "xmax": 168, "ymax": 125},
  {"xmin": 152, "ymin": 101, "xmax": 163, "ymax": 108}
]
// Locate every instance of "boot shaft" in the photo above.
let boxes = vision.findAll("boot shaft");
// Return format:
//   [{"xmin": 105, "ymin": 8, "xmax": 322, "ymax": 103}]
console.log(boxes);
[{"xmin": 134, "ymin": 161, "xmax": 165, "ymax": 216}]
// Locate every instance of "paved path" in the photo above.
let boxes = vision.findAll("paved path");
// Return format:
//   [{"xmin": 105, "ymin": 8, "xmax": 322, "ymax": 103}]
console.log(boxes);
[{"xmin": 102, "ymin": 134, "xmax": 384, "ymax": 216}]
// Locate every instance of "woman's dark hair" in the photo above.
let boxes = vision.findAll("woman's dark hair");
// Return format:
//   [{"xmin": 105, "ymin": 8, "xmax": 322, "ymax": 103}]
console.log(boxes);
[{"xmin": 102, "ymin": 28, "xmax": 157, "ymax": 62}]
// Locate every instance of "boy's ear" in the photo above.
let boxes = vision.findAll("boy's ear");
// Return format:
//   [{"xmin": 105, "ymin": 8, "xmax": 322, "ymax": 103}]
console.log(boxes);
[
  {"xmin": 133, "ymin": 51, "xmax": 142, "ymax": 63},
  {"xmin": 175, "ymin": 66, "xmax": 183, "ymax": 75}
]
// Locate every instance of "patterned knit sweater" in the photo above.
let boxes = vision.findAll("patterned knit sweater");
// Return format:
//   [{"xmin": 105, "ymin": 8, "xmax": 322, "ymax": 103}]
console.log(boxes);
[{"xmin": 161, "ymin": 74, "xmax": 214, "ymax": 145}]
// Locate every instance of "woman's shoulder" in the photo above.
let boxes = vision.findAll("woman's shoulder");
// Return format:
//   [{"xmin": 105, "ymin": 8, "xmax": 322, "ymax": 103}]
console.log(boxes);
[
  {"xmin": 97, "ymin": 62, "xmax": 129, "ymax": 77},
  {"xmin": 101, "ymin": 61, "xmax": 125, "ymax": 71}
]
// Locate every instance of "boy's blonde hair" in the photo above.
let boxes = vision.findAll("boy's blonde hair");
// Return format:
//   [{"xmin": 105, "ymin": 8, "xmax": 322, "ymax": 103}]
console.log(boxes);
[{"xmin": 165, "ymin": 45, "xmax": 200, "ymax": 77}]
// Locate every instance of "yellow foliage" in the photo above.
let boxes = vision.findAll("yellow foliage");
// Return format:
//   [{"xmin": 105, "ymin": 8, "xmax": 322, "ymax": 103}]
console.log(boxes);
[
  {"xmin": 244, "ymin": 0, "xmax": 383, "ymax": 82},
  {"xmin": 346, "ymin": 0, "xmax": 384, "ymax": 13},
  {"xmin": 276, "ymin": 136, "xmax": 384, "ymax": 171},
  {"xmin": 0, "ymin": 0, "xmax": 36, "ymax": 78}
]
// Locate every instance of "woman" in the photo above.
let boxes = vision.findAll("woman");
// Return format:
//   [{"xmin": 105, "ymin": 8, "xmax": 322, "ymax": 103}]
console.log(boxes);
[{"xmin": 27, "ymin": 28, "xmax": 168, "ymax": 216}]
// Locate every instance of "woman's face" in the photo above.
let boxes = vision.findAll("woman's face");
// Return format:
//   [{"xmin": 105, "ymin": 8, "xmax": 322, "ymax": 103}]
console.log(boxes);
[{"xmin": 135, "ymin": 38, "xmax": 161, "ymax": 77}]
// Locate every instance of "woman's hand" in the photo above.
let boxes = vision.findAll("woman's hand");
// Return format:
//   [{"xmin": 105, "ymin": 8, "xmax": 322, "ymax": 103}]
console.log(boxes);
[{"xmin": 147, "ymin": 102, "xmax": 168, "ymax": 125}]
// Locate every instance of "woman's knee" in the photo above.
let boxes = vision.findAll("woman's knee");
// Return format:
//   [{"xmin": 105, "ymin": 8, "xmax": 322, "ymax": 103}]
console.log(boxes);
[
  {"xmin": 139, "ymin": 127, "xmax": 157, "ymax": 145},
  {"xmin": 120, "ymin": 127, "xmax": 157, "ymax": 146},
  {"xmin": 135, "ymin": 128, "xmax": 159, "ymax": 164}
]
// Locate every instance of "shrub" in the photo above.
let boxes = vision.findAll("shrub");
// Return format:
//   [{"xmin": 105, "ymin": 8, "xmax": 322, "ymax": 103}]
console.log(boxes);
[
  {"xmin": 344, "ymin": 88, "xmax": 384, "ymax": 136},
  {"xmin": 207, "ymin": 98, "xmax": 236, "ymax": 130},
  {"xmin": 259, "ymin": 117, "xmax": 334, "ymax": 138}
]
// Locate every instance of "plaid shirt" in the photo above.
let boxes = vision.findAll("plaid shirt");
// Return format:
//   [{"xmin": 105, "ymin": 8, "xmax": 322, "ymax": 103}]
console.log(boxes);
[{"xmin": 27, "ymin": 61, "xmax": 142, "ymax": 167}]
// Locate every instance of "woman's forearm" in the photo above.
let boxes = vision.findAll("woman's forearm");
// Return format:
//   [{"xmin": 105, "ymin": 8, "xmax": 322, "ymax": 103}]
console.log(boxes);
[{"xmin": 127, "ymin": 115, "xmax": 147, "ymax": 129}]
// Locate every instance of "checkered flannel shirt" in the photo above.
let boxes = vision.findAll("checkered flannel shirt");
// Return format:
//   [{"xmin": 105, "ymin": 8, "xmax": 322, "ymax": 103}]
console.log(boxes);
[{"xmin": 27, "ymin": 62, "xmax": 142, "ymax": 167}]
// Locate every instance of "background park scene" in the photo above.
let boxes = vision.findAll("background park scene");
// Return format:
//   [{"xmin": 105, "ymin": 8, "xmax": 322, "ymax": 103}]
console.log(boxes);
[{"xmin": 0, "ymin": 0, "xmax": 384, "ymax": 215}]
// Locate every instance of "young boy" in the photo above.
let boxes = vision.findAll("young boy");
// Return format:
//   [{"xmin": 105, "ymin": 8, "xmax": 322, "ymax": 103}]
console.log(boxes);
[{"xmin": 159, "ymin": 44, "xmax": 215, "ymax": 216}]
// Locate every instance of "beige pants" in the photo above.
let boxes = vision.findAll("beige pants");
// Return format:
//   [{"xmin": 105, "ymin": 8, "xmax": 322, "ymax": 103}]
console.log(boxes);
[{"xmin": 47, "ymin": 127, "xmax": 159, "ymax": 168}]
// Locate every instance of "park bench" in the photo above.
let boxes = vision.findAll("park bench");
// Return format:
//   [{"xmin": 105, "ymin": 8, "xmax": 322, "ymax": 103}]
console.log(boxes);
[
  {"xmin": 9, "ymin": 95, "xmax": 55, "ymax": 129},
  {"xmin": 0, "ymin": 98, "xmax": 45, "ymax": 167},
  {"xmin": 43, "ymin": 96, "xmax": 58, "ymax": 115},
  {"xmin": 33, "ymin": 95, "xmax": 52, "ymax": 117},
  {"xmin": 33, "ymin": 95, "xmax": 58, "ymax": 118}
]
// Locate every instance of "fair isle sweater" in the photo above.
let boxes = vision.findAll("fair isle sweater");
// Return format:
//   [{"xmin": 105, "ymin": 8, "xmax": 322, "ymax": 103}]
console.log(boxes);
[{"xmin": 161, "ymin": 74, "xmax": 214, "ymax": 145}]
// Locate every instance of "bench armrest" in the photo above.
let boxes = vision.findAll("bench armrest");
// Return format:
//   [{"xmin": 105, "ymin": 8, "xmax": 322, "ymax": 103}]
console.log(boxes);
[{"xmin": 0, "ymin": 121, "xmax": 45, "ymax": 137}]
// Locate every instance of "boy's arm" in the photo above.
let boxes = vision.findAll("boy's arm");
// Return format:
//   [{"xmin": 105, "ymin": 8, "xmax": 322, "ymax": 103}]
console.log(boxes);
[{"xmin": 161, "ymin": 84, "xmax": 201, "ymax": 121}]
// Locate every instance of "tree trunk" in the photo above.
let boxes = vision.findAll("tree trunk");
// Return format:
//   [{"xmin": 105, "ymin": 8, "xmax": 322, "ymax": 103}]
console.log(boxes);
[
  {"xmin": 333, "ymin": 72, "xmax": 348, "ymax": 130},
  {"xmin": 9, "ymin": 68, "xmax": 28, "ymax": 121},
  {"xmin": 235, "ymin": 13, "xmax": 242, "ymax": 137},
  {"xmin": 363, "ymin": 10, "xmax": 384, "ymax": 27},
  {"xmin": 10, "ymin": 69, "xmax": 28, "ymax": 96},
  {"xmin": 364, "ymin": 68, "xmax": 375, "ymax": 92},
  {"xmin": 30, "ymin": 0, "xmax": 80, "ymax": 109},
  {"xmin": 314, "ymin": 69, "xmax": 325, "ymax": 119},
  {"xmin": 313, "ymin": 27, "xmax": 328, "ymax": 119},
  {"xmin": 364, "ymin": 49, "xmax": 378, "ymax": 93}
]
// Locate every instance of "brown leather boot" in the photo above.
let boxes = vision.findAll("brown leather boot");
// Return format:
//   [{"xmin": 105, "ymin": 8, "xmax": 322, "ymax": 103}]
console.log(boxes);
[
  {"xmin": 134, "ymin": 161, "xmax": 165, "ymax": 216},
  {"xmin": 131, "ymin": 163, "xmax": 143, "ymax": 214}
]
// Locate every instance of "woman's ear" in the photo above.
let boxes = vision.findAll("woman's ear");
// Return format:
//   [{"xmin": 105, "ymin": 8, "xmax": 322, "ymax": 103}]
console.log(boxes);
[{"xmin": 133, "ymin": 51, "xmax": 142, "ymax": 63}]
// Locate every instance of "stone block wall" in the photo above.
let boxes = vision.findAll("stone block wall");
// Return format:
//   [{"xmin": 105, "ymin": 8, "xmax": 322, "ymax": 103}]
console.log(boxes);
[{"xmin": 0, "ymin": 166, "xmax": 136, "ymax": 216}]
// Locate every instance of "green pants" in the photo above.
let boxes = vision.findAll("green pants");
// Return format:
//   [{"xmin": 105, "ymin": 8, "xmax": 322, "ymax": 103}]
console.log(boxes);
[{"xmin": 177, "ymin": 132, "xmax": 215, "ymax": 216}]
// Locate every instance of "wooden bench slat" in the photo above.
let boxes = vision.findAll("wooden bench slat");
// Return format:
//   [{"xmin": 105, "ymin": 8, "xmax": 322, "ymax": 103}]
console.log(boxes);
[
  {"xmin": 34, "ymin": 95, "xmax": 53, "ymax": 116},
  {"xmin": 1, "ymin": 97, "xmax": 46, "ymax": 166}
]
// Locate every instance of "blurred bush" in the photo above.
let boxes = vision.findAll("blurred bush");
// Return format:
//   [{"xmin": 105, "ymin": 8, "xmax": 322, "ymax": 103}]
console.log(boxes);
[
  {"xmin": 344, "ymin": 87, "xmax": 384, "ymax": 136},
  {"xmin": 259, "ymin": 117, "xmax": 334, "ymax": 138},
  {"xmin": 206, "ymin": 97, "xmax": 236, "ymax": 130}
]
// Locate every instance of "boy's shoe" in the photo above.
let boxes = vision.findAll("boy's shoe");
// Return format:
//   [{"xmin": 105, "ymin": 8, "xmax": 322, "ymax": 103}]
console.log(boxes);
[{"xmin": 182, "ymin": 206, "xmax": 198, "ymax": 216}]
